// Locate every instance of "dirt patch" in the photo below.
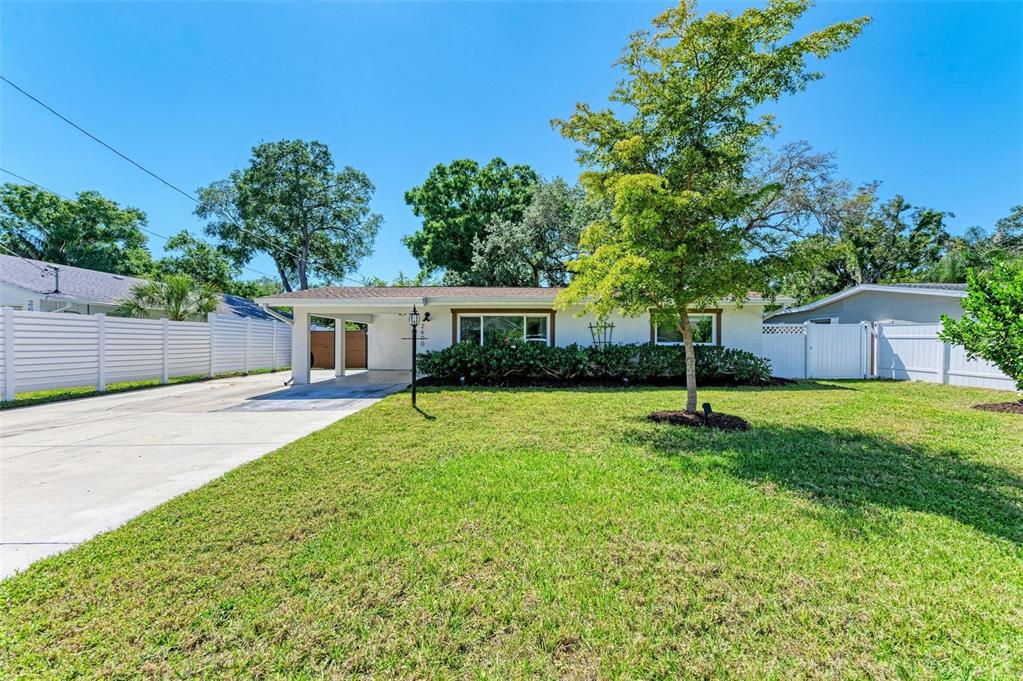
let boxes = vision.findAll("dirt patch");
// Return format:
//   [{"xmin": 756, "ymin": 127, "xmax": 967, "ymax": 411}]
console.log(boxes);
[
  {"xmin": 647, "ymin": 410, "xmax": 750, "ymax": 431},
  {"xmin": 974, "ymin": 402, "xmax": 1023, "ymax": 415}
]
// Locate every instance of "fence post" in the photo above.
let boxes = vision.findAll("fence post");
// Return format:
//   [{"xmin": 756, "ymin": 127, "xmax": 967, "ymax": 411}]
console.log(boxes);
[
  {"xmin": 244, "ymin": 318, "xmax": 251, "ymax": 374},
  {"xmin": 3, "ymin": 307, "xmax": 15, "ymax": 401},
  {"xmin": 160, "ymin": 318, "xmax": 169, "ymax": 384},
  {"xmin": 803, "ymin": 321, "xmax": 811, "ymax": 379},
  {"xmin": 208, "ymin": 313, "xmax": 216, "ymax": 378},
  {"xmin": 860, "ymin": 322, "xmax": 869, "ymax": 379},
  {"xmin": 939, "ymin": 340, "xmax": 951, "ymax": 385},
  {"xmin": 96, "ymin": 313, "xmax": 107, "ymax": 392}
]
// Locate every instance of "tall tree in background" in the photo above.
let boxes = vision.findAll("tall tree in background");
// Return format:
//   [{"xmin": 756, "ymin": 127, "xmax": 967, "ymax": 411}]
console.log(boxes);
[
  {"xmin": 928, "ymin": 205, "xmax": 1023, "ymax": 282},
  {"xmin": 554, "ymin": 0, "xmax": 867, "ymax": 413},
  {"xmin": 156, "ymin": 231, "xmax": 236, "ymax": 291},
  {"xmin": 467, "ymin": 179, "xmax": 607, "ymax": 286},
  {"xmin": 0, "ymin": 184, "xmax": 153, "ymax": 276},
  {"xmin": 403, "ymin": 158, "xmax": 539, "ymax": 282},
  {"xmin": 196, "ymin": 139, "xmax": 382, "ymax": 291},
  {"xmin": 778, "ymin": 186, "xmax": 952, "ymax": 303}
]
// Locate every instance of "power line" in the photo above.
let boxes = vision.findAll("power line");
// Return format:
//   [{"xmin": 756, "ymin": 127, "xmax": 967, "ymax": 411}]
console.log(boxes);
[
  {"xmin": 0, "ymin": 241, "xmax": 55, "ymax": 276},
  {"xmin": 2, "ymin": 76, "xmax": 365, "ymax": 286},
  {"xmin": 0, "ymin": 167, "xmax": 278, "ymax": 282}
]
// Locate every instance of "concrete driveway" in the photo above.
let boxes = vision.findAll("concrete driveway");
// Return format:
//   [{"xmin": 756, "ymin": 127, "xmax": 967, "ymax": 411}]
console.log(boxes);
[{"xmin": 0, "ymin": 369, "xmax": 410, "ymax": 579}]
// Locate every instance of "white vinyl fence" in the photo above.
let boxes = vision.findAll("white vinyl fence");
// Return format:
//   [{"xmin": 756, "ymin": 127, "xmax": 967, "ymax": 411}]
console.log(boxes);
[
  {"xmin": 0, "ymin": 308, "xmax": 291, "ymax": 400},
  {"xmin": 763, "ymin": 321, "xmax": 1015, "ymax": 390},
  {"xmin": 762, "ymin": 322, "xmax": 871, "ymax": 380},
  {"xmin": 875, "ymin": 323, "xmax": 1015, "ymax": 391}
]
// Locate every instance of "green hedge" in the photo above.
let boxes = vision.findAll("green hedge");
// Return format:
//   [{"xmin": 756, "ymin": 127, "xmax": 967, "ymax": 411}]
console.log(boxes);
[{"xmin": 416, "ymin": 342, "xmax": 773, "ymax": 386}]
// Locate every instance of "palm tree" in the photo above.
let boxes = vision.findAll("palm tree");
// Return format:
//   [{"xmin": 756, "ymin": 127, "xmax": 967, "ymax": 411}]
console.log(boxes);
[{"xmin": 116, "ymin": 274, "xmax": 219, "ymax": 321}]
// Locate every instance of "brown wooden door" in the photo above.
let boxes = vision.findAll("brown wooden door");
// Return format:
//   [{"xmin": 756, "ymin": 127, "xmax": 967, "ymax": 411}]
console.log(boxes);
[{"xmin": 309, "ymin": 329, "xmax": 367, "ymax": 369}]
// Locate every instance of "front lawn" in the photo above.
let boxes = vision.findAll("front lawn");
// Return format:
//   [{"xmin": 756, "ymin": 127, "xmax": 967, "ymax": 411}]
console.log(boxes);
[{"xmin": 2, "ymin": 381, "xmax": 1021, "ymax": 677}]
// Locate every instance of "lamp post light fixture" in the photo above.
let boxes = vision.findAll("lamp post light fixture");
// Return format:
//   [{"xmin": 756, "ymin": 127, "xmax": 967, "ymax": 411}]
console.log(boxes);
[{"xmin": 409, "ymin": 305, "xmax": 420, "ymax": 405}]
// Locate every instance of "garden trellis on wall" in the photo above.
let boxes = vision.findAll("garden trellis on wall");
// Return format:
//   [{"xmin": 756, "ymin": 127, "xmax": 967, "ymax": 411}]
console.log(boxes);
[{"xmin": 0, "ymin": 309, "xmax": 291, "ymax": 400}]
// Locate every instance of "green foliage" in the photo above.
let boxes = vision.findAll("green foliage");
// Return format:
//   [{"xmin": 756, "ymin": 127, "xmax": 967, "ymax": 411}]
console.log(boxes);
[
  {"xmin": 224, "ymin": 276, "xmax": 283, "ymax": 299},
  {"xmin": 403, "ymin": 158, "xmax": 539, "ymax": 281},
  {"xmin": 553, "ymin": 0, "xmax": 867, "ymax": 410},
  {"xmin": 779, "ymin": 190, "xmax": 953, "ymax": 303},
  {"xmin": 467, "ymin": 178, "xmax": 607, "ymax": 286},
  {"xmin": 116, "ymin": 273, "xmax": 219, "ymax": 321},
  {"xmin": 939, "ymin": 260, "xmax": 1023, "ymax": 392},
  {"xmin": 417, "ymin": 342, "xmax": 772, "ymax": 386},
  {"xmin": 196, "ymin": 139, "xmax": 382, "ymax": 291},
  {"xmin": 156, "ymin": 230, "xmax": 236, "ymax": 291},
  {"xmin": 0, "ymin": 183, "xmax": 153, "ymax": 276}
]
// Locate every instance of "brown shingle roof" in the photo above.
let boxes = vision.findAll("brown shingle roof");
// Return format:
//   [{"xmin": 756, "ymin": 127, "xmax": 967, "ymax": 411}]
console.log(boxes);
[{"xmin": 264, "ymin": 286, "xmax": 565, "ymax": 300}]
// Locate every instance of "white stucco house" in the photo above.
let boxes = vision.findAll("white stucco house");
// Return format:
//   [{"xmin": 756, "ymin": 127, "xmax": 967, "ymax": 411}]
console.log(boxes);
[
  {"xmin": 256, "ymin": 286, "xmax": 791, "ymax": 384},
  {"xmin": 766, "ymin": 283, "xmax": 967, "ymax": 325}
]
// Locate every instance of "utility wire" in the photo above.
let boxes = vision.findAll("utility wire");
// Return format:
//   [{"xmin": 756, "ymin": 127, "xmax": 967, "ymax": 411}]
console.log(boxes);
[
  {"xmin": 0, "ymin": 167, "xmax": 278, "ymax": 282},
  {"xmin": 0, "ymin": 240, "xmax": 55, "ymax": 276},
  {"xmin": 1, "ymin": 76, "xmax": 365, "ymax": 286}
]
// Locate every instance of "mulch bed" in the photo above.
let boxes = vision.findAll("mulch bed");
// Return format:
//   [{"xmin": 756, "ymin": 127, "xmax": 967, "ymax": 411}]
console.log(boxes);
[
  {"xmin": 417, "ymin": 376, "xmax": 792, "ymax": 389},
  {"xmin": 974, "ymin": 402, "xmax": 1023, "ymax": 415},
  {"xmin": 647, "ymin": 410, "xmax": 750, "ymax": 431}
]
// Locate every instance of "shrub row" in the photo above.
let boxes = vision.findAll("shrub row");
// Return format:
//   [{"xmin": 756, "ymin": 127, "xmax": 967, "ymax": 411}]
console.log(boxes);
[{"xmin": 416, "ymin": 342, "xmax": 773, "ymax": 386}]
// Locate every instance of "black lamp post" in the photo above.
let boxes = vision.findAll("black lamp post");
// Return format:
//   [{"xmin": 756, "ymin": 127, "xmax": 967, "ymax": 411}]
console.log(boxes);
[{"xmin": 409, "ymin": 305, "xmax": 420, "ymax": 406}]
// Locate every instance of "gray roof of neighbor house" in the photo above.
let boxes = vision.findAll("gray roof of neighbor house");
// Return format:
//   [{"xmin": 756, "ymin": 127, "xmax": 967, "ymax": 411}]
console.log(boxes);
[
  {"xmin": 0, "ymin": 254, "xmax": 285, "ymax": 321},
  {"xmin": 768, "ymin": 282, "xmax": 968, "ymax": 318}
]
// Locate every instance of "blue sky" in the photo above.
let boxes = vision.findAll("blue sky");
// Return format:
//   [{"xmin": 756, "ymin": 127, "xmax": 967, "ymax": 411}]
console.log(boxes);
[{"xmin": 2, "ymin": 1, "xmax": 1021, "ymax": 284}]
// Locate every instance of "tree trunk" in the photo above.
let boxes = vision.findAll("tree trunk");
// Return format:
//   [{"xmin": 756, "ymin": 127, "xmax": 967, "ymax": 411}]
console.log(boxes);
[{"xmin": 678, "ymin": 311, "xmax": 698, "ymax": 413}]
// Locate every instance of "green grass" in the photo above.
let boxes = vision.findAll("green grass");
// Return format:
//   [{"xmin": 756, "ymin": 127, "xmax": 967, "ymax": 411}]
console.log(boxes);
[
  {"xmin": 0, "ymin": 367, "xmax": 289, "ymax": 410},
  {"xmin": 2, "ymin": 381, "xmax": 1021, "ymax": 677}
]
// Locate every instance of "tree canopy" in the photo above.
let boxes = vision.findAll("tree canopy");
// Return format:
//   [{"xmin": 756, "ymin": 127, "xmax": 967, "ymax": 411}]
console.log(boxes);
[
  {"xmin": 403, "ymin": 158, "xmax": 539, "ymax": 281},
  {"xmin": 0, "ymin": 183, "xmax": 153, "ymax": 276},
  {"xmin": 553, "ymin": 0, "xmax": 868, "ymax": 412},
  {"xmin": 196, "ymin": 139, "xmax": 382, "ymax": 291},
  {"xmin": 466, "ymin": 178, "xmax": 606, "ymax": 287}
]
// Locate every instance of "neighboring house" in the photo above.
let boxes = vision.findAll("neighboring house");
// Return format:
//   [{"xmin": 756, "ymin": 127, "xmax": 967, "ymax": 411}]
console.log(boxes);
[
  {"xmin": 256, "ymin": 286, "xmax": 792, "ymax": 383},
  {"xmin": 766, "ymin": 283, "xmax": 967, "ymax": 325},
  {"xmin": 0, "ymin": 254, "xmax": 287, "ymax": 322}
]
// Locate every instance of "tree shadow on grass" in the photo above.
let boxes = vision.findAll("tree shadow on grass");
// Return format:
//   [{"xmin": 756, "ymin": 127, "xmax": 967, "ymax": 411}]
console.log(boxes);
[{"xmin": 624, "ymin": 424, "xmax": 1023, "ymax": 546}]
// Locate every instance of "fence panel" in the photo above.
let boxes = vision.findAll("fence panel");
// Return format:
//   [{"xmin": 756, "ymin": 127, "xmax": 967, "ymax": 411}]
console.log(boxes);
[
  {"xmin": 167, "ymin": 321, "xmax": 212, "ymax": 378},
  {"xmin": 0, "ymin": 308, "xmax": 293, "ymax": 398},
  {"xmin": 762, "ymin": 324, "xmax": 807, "ymax": 378},
  {"xmin": 877, "ymin": 323, "xmax": 1013, "ymax": 390},
  {"xmin": 105, "ymin": 317, "xmax": 165, "ymax": 384}
]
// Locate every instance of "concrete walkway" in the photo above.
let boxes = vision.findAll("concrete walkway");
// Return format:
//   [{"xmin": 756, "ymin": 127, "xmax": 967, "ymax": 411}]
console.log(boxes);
[{"xmin": 0, "ymin": 369, "xmax": 410, "ymax": 579}]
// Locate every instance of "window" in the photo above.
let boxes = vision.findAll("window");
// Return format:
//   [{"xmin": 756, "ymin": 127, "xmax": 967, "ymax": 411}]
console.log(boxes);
[
  {"xmin": 809, "ymin": 317, "xmax": 835, "ymax": 325},
  {"xmin": 457, "ymin": 313, "xmax": 551, "ymax": 346},
  {"xmin": 655, "ymin": 313, "xmax": 716, "ymax": 345}
]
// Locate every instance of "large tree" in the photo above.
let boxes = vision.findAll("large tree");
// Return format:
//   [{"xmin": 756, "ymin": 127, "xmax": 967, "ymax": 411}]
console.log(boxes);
[
  {"xmin": 156, "ymin": 231, "xmax": 236, "ymax": 291},
  {"xmin": 403, "ymin": 158, "xmax": 539, "ymax": 282},
  {"xmin": 196, "ymin": 139, "xmax": 382, "ymax": 291},
  {"xmin": 0, "ymin": 184, "xmax": 153, "ymax": 276},
  {"xmin": 554, "ymin": 0, "xmax": 867, "ymax": 413},
  {"xmin": 778, "ymin": 186, "xmax": 952, "ymax": 302},
  {"xmin": 467, "ymin": 178, "xmax": 607, "ymax": 287}
]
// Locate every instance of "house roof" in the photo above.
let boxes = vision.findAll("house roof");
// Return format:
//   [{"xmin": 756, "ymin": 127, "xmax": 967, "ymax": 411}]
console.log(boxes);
[
  {"xmin": 257, "ymin": 286, "xmax": 787, "ymax": 307},
  {"xmin": 768, "ymin": 283, "xmax": 967, "ymax": 318},
  {"xmin": 0, "ymin": 254, "xmax": 284, "ymax": 321}
]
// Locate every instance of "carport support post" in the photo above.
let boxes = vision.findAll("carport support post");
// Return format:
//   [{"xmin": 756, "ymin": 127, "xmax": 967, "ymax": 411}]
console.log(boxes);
[
  {"xmin": 334, "ymin": 319, "xmax": 345, "ymax": 378},
  {"xmin": 291, "ymin": 307, "xmax": 311, "ymax": 385}
]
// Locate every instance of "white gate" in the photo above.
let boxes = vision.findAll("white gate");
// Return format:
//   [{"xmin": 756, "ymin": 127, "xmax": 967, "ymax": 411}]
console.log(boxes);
[{"xmin": 762, "ymin": 323, "xmax": 870, "ymax": 379}]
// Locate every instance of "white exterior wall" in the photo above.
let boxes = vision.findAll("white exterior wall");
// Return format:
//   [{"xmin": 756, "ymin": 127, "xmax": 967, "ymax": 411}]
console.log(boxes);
[
  {"xmin": 352, "ymin": 303, "xmax": 769, "ymax": 371},
  {"xmin": 771, "ymin": 291, "xmax": 964, "ymax": 324}
]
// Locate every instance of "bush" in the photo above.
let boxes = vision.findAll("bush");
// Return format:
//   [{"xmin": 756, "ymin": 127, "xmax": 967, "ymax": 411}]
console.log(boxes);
[{"xmin": 416, "ymin": 342, "xmax": 772, "ymax": 386}]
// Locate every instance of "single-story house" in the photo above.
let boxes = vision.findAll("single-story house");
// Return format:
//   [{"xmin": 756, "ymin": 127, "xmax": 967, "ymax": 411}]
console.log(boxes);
[
  {"xmin": 0, "ymin": 254, "xmax": 287, "ymax": 321},
  {"xmin": 766, "ymin": 283, "xmax": 967, "ymax": 325},
  {"xmin": 256, "ymin": 286, "xmax": 792, "ymax": 384}
]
